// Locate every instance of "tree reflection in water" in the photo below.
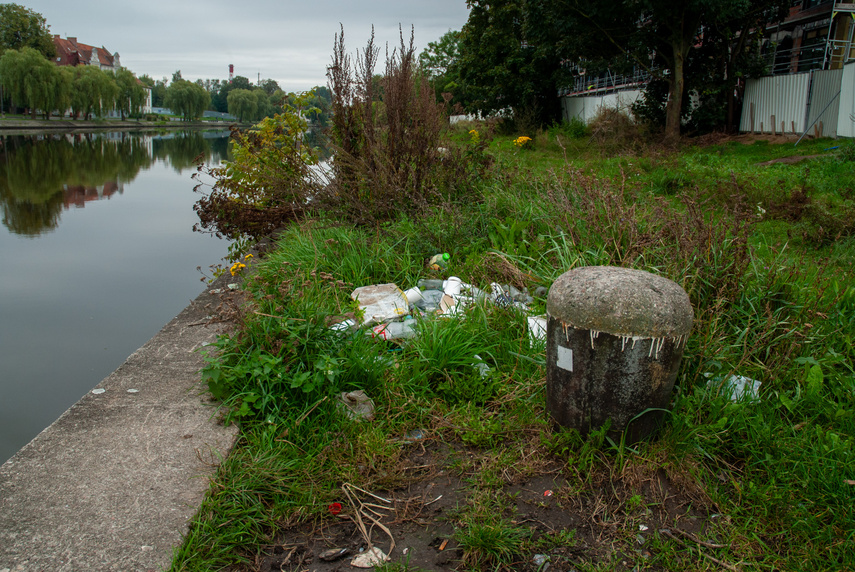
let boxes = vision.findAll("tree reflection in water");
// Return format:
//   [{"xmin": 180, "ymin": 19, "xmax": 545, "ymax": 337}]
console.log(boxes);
[{"xmin": 0, "ymin": 130, "xmax": 229, "ymax": 236}]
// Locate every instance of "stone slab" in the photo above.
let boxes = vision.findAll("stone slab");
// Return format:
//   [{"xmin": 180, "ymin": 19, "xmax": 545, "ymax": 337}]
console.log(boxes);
[{"xmin": 0, "ymin": 285, "xmax": 239, "ymax": 572}]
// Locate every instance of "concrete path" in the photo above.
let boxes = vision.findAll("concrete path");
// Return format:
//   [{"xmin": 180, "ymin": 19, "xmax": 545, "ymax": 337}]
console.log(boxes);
[{"xmin": 0, "ymin": 285, "xmax": 239, "ymax": 572}]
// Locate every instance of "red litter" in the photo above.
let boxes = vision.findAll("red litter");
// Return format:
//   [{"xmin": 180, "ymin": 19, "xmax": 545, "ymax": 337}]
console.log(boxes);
[
  {"xmin": 328, "ymin": 502, "xmax": 342, "ymax": 515},
  {"xmin": 543, "ymin": 490, "xmax": 553, "ymax": 497}
]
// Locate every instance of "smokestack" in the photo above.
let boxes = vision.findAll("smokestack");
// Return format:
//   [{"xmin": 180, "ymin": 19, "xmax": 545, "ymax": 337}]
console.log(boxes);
[{"xmin": 229, "ymin": 64, "xmax": 234, "ymax": 81}]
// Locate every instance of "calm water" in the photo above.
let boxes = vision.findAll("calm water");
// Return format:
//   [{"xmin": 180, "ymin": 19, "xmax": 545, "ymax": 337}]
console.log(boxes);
[{"xmin": 0, "ymin": 130, "xmax": 231, "ymax": 464}]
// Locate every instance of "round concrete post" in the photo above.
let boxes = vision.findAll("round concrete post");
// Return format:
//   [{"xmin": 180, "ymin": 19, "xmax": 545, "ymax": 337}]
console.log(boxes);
[{"xmin": 546, "ymin": 266, "xmax": 693, "ymax": 443}]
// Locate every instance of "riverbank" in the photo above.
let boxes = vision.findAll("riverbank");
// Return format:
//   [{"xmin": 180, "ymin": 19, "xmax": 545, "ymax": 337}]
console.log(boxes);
[
  {"xmin": 173, "ymin": 131, "xmax": 855, "ymax": 571},
  {"xmin": 0, "ymin": 118, "xmax": 246, "ymax": 136},
  {"xmin": 0, "ymin": 278, "xmax": 239, "ymax": 572}
]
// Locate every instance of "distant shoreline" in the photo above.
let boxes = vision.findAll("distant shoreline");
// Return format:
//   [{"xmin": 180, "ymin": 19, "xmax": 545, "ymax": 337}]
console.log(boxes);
[{"xmin": 0, "ymin": 118, "xmax": 250, "ymax": 135}]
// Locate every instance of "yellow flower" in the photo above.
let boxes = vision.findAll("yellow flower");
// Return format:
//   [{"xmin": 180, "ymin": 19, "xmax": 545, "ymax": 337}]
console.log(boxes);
[
  {"xmin": 244, "ymin": 254, "xmax": 253, "ymax": 260},
  {"xmin": 513, "ymin": 136, "xmax": 532, "ymax": 148},
  {"xmin": 469, "ymin": 129, "xmax": 480, "ymax": 143},
  {"xmin": 229, "ymin": 262, "xmax": 247, "ymax": 276}
]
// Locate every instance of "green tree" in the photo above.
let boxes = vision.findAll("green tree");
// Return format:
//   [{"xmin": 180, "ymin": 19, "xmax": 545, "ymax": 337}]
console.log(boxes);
[
  {"xmin": 0, "ymin": 47, "xmax": 62, "ymax": 118},
  {"xmin": 558, "ymin": 0, "xmax": 789, "ymax": 137},
  {"xmin": 114, "ymin": 68, "xmax": 146, "ymax": 119},
  {"xmin": 0, "ymin": 3, "xmax": 55, "ymax": 57},
  {"xmin": 212, "ymin": 75, "xmax": 254, "ymax": 113},
  {"xmin": 53, "ymin": 66, "xmax": 73, "ymax": 117},
  {"xmin": 458, "ymin": 0, "xmax": 563, "ymax": 126},
  {"xmin": 164, "ymin": 79, "xmax": 210, "ymax": 121},
  {"xmin": 253, "ymin": 88, "xmax": 272, "ymax": 120},
  {"xmin": 459, "ymin": 0, "xmax": 790, "ymax": 136},
  {"xmin": 302, "ymin": 85, "xmax": 332, "ymax": 125},
  {"xmin": 258, "ymin": 78, "xmax": 280, "ymax": 96},
  {"xmin": 71, "ymin": 65, "xmax": 119, "ymax": 120},
  {"xmin": 153, "ymin": 78, "xmax": 167, "ymax": 108},
  {"xmin": 227, "ymin": 88, "xmax": 257, "ymax": 122},
  {"xmin": 419, "ymin": 29, "xmax": 470, "ymax": 108}
]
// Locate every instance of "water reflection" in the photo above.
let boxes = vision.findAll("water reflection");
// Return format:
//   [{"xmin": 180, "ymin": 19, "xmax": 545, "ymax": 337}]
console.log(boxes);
[
  {"xmin": 0, "ymin": 130, "xmax": 230, "ymax": 236},
  {"xmin": 0, "ymin": 128, "xmax": 232, "ymax": 465}
]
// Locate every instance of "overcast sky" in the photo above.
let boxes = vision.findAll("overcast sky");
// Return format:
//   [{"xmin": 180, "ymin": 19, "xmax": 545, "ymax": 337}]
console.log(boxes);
[{"xmin": 24, "ymin": 0, "xmax": 471, "ymax": 92}]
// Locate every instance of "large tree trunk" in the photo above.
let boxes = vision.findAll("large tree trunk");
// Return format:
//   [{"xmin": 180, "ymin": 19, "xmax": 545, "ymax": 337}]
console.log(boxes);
[
  {"xmin": 664, "ymin": 10, "xmax": 702, "ymax": 141},
  {"xmin": 664, "ymin": 45, "xmax": 684, "ymax": 140}
]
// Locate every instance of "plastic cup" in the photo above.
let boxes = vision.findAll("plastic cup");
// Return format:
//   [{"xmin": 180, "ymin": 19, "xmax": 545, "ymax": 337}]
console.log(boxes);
[
  {"xmin": 404, "ymin": 287, "xmax": 423, "ymax": 305},
  {"xmin": 443, "ymin": 276, "xmax": 462, "ymax": 296}
]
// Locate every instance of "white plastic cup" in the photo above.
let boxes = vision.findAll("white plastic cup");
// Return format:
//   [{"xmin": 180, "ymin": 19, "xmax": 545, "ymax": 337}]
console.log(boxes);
[
  {"xmin": 404, "ymin": 287, "xmax": 423, "ymax": 305},
  {"xmin": 443, "ymin": 276, "xmax": 463, "ymax": 297}
]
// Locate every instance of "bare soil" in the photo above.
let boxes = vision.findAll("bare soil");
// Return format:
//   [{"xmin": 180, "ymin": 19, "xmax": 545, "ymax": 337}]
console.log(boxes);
[{"xmin": 234, "ymin": 436, "xmax": 723, "ymax": 572}]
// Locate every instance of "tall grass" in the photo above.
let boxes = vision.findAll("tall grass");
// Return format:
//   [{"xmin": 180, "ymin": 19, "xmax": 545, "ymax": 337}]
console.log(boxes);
[{"xmin": 176, "ymin": 129, "xmax": 855, "ymax": 571}]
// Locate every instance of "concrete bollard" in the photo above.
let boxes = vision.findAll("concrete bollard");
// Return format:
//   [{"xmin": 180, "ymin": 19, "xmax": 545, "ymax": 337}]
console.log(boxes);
[{"xmin": 546, "ymin": 266, "xmax": 693, "ymax": 443}]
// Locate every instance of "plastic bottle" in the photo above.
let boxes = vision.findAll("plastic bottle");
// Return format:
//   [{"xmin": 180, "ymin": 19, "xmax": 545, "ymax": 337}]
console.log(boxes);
[
  {"xmin": 370, "ymin": 320, "xmax": 417, "ymax": 340},
  {"xmin": 428, "ymin": 252, "xmax": 450, "ymax": 270},
  {"xmin": 418, "ymin": 279, "xmax": 444, "ymax": 290}
]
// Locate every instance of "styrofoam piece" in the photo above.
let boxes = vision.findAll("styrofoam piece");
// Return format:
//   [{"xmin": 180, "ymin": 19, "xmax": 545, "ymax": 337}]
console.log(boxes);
[
  {"xmin": 351, "ymin": 283, "xmax": 409, "ymax": 326},
  {"xmin": 404, "ymin": 287, "xmax": 423, "ymax": 305},
  {"xmin": 351, "ymin": 547, "xmax": 389, "ymax": 567},
  {"xmin": 527, "ymin": 315, "xmax": 547, "ymax": 341}
]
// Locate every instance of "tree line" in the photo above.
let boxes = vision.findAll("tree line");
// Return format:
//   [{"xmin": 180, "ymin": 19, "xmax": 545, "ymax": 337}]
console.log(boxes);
[
  {"xmin": 421, "ymin": 0, "xmax": 792, "ymax": 138},
  {"xmin": 0, "ymin": 47, "xmax": 148, "ymax": 120},
  {"xmin": 0, "ymin": 4, "xmax": 147, "ymax": 120},
  {"xmin": 0, "ymin": 3, "xmax": 332, "ymax": 123},
  {"xmin": 141, "ymin": 71, "xmax": 332, "ymax": 124}
]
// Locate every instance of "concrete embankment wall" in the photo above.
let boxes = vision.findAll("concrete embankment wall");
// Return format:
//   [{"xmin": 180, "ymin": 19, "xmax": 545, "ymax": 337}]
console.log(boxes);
[{"xmin": 0, "ymin": 283, "xmax": 238, "ymax": 572}]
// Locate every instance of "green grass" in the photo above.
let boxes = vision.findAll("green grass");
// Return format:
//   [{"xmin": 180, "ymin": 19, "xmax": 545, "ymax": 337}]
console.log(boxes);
[{"xmin": 172, "ymin": 129, "xmax": 855, "ymax": 571}]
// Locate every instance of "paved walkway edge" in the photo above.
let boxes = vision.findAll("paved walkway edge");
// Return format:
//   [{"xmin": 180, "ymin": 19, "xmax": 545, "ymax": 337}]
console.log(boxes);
[{"xmin": 0, "ymin": 284, "xmax": 239, "ymax": 572}]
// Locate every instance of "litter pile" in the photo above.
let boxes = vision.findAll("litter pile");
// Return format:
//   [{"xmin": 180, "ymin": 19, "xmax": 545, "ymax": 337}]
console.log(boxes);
[{"xmin": 333, "ymin": 277, "xmax": 547, "ymax": 343}]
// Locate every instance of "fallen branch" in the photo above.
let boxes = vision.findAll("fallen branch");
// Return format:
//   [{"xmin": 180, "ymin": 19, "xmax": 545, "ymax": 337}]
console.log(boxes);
[{"xmin": 659, "ymin": 529, "xmax": 740, "ymax": 571}]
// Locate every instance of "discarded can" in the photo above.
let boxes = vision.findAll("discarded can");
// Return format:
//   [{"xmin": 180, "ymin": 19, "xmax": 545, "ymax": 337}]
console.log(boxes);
[
  {"xmin": 428, "ymin": 252, "xmax": 450, "ymax": 270},
  {"xmin": 328, "ymin": 502, "xmax": 342, "ymax": 515}
]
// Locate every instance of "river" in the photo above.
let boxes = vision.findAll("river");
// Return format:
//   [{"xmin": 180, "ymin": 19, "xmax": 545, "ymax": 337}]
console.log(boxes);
[{"xmin": 0, "ymin": 130, "xmax": 231, "ymax": 464}]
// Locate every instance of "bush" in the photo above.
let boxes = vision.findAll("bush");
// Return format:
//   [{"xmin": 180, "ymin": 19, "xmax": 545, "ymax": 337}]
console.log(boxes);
[
  {"xmin": 193, "ymin": 96, "xmax": 321, "ymax": 241},
  {"xmin": 321, "ymin": 27, "xmax": 490, "ymax": 225},
  {"xmin": 548, "ymin": 117, "xmax": 589, "ymax": 140},
  {"xmin": 587, "ymin": 108, "xmax": 644, "ymax": 151}
]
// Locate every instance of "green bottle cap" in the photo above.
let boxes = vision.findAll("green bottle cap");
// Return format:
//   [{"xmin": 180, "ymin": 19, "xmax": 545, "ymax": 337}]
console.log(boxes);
[{"xmin": 442, "ymin": 253, "xmax": 450, "ymax": 260}]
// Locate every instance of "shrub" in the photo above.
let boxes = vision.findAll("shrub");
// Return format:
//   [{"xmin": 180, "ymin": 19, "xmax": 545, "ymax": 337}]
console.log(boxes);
[
  {"xmin": 321, "ymin": 27, "xmax": 490, "ymax": 225},
  {"xmin": 193, "ymin": 94, "xmax": 321, "ymax": 241},
  {"xmin": 587, "ymin": 107, "xmax": 644, "ymax": 152}
]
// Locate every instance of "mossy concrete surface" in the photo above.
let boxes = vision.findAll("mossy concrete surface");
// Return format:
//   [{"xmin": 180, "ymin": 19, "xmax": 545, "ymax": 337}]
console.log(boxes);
[
  {"xmin": 0, "ymin": 284, "xmax": 238, "ymax": 572},
  {"xmin": 547, "ymin": 266, "xmax": 693, "ymax": 338}
]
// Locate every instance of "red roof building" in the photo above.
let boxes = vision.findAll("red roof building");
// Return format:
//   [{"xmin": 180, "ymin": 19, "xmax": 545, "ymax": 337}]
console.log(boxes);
[{"xmin": 51, "ymin": 36, "xmax": 120, "ymax": 71}]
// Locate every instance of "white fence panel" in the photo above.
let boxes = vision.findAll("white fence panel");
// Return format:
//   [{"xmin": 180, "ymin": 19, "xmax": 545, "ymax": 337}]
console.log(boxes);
[
  {"xmin": 837, "ymin": 62, "xmax": 855, "ymax": 138},
  {"xmin": 807, "ymin": 69, "xmax": 843, "ymax": 137},
  {"xmin": 561, "ymin": 90, "xmax": 643, "ymax": 123},
  {"xmin": 740, "ymin": 74, "xmax": 811, "ymax": 134}
]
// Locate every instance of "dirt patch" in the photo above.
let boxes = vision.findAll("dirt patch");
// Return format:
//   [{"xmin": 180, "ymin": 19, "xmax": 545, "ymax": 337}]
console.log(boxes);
[
  {"xmin": 691, "ymin": 132, "xmax": 800, "ymax": 147},
  {"xmin": 236, "ymin": 437, "xmax": 723, "ymax": 572},
  {"xmin": 756, "ymin": 154, "xmax": 824, "ymax": 166},
  {"xmin": 765, "ymin": 187, "xmax": 812, "ymax": 221}
]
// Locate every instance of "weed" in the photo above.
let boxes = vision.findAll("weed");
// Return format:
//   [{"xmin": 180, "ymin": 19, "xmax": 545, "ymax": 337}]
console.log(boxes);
[
  {"xmin": 323, "ymin": 27, "xmax": 490, "ymax": 226},
  {"xmin": 178, "ymin": 129, "xmax": 855, "ymax": 571},
  {"xmin": 453, "ymin": 490, "xmax": 532, "ymax": 569}
]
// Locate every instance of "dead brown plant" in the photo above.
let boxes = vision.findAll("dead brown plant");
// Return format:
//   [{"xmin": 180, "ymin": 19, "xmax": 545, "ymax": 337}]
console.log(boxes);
[{"xmin": 321, "ymin": 27, "xmax": 488, "ymax": 226}]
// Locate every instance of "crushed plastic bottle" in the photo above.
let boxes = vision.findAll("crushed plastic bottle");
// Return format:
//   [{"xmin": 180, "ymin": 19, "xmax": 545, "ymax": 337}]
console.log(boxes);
[
  {"xmin": 371, "ymin": 320, "xmax": 417, "ymax": 340},
  {"xmin": 428, "ymin": 252, "xmax": 450, "ymax": 270}
]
